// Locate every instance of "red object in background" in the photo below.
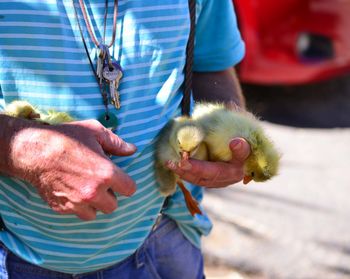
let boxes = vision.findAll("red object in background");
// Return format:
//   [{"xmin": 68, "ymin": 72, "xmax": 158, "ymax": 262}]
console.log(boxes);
[{"xmin": 233, "ymin": 0, "xmax": 350, "ymax": 85}]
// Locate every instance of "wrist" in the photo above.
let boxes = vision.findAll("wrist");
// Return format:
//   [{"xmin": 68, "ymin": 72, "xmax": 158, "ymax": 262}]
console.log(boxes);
[
  {"xmin": 192, "ymin": 68, "xmax": 246, "ymax": 109},
  {"xmin": 0, "ymin": 114, "xmax": 42, "ymax": 178},
  {"xmin": 225, "ymin": 101, "xmax": 245, "ymax": 112}
]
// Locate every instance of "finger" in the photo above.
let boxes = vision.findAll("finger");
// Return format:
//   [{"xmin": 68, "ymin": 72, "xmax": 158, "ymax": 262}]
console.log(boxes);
[
  {"xmin": 52, "ymin": 201, "xmax": 97, "ymax": 221},
  {"xmin": 190, "ymin": 177, "xmax": 236, "ymax": 188},
  {"xmin": 98, "ymin": 128, "xmax": 137, "ymax": 156},
  {"xmin": 176, "ymin": 169, "xmax": 241, "ymax": 188},
  {"xmin": 108, "ymin": 165, "xmax": 137, "ymax": 197},
  {"xmin": 229, "ymin": 138, "xmax": 251, "ymax": 164},
  {"xmin": 74, "ymin": 205, "xmax": 97, "ymax": 221},
  {"xmin": 168, "ymin": 159, "xmax": 244, "ymax": 187},
  {"xmin": 88, "ymin": 189, "xmax": 118, "ymax": 214}
]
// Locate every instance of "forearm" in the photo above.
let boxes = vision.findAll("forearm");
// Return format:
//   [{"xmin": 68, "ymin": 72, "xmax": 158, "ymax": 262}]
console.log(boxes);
[
  {"xmin": 192, "ymin": 67, "xmax": 246, "ymax": 109},
  {"xmin": 0, "ymin": 114, "xmax": 36, "ymax": 177}
]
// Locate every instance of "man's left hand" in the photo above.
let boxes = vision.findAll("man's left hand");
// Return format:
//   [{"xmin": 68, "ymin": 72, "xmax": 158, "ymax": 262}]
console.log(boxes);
[{"xmin": 167, "ymin": 137, "xmax": 251, "ymax": 188}]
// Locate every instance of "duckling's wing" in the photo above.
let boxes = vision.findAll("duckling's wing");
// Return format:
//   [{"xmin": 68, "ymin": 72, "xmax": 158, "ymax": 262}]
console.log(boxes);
[
  {"xmin": 154, "ymin": 120, "xmax": 179, "ymax": 196},
  {"xmin": 155, "ymin": 119, "xmax": 182, "ymax": 163},
  {"xmin": 41, "ymin": 111, "xmax": 74, "ymax": 125},
  {"xmin": 154, "ymin": 161, "xmax": 177, "ymax": 196}
]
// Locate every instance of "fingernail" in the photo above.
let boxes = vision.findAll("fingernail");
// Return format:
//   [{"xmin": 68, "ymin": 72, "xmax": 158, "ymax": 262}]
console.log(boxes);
[
  {"xmin": 230, "ymin": 139, "xmax": 242, "ymax": 151},
  {"xmin": 125, "ymin": 182, "xmax": 137, "ymax": 196},
  {"xmin": 127, "ymin": 143, "xmax": 137, "ymax": 151},
  {"xmin": 129, "ymin": 185, "xmax": 137, "ymax": 196},
  {"xmin": 166, "ymin": 161, "xmax": 177, "ymax": 170}
]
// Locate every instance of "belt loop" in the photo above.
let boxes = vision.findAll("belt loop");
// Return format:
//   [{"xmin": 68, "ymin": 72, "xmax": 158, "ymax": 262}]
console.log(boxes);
[
  {"xmin": 151, "ymin": 197, "xmax": 169, "ymax": 231},
  {"xmin": 151, "ymin": 214, "xmax": 163, "ymax": 232},
  {"xmin": 135, "ymin": 246, "xmax": 145, "ymax": 269}
]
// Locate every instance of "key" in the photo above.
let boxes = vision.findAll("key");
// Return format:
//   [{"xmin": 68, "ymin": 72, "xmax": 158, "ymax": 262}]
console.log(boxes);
[
  {"xmin": 109, "ymin": 79, "xmax": 115, "ymax": 103},
  {"xmin": 111, "ymin": 80, "xmax": 121, "ymax": 109},
  {"xmin": 102, "ymin": 62, "xmax": 123, "ymax": 83},
  {"xmin": 97, "ymin": 45, "xmax": 107, "ymax": 84},
  {"xmin": 113, "ymin": 63, "xmax": 123, "ymax": 90},
  {"xmin": 102, "ymin": 62, "xmax": 123, "ymax": 109}
]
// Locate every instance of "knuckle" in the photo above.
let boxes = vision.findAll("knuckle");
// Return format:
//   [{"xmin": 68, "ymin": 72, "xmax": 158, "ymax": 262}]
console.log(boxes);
[
  {"xmin": 83, "ymin": 119, "xmax": 104, "ymax": 134},
  {"xmin": 109, "ymin": 133, "xmax": 124, "ymax": 150},
  {"xmin": 98, "ymin": 164, "xmax": 116, "ymax": 184},
  {"xmin": 99, "ymin": 126, "xmax": 110, "ymax": 141},
  {"xmin": 50, "ymin": 200, "xmax": 75, "ymax": 215},
  {"xmin": 79, "ymin": 186, "xmax": 99, "ymax": 202},
  {"xmin": 87, "ymin": 119, "xmax": 102, "ymax": 127}
]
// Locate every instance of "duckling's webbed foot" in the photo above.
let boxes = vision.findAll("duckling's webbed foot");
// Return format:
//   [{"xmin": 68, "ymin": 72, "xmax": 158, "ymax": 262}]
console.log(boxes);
[{"xmin": 177, "ymin": 180, "xmax": 202, "ymax": 216}]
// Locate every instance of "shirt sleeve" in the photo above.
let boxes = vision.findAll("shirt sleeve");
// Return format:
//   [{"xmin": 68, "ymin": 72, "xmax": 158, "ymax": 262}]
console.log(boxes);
[{"xmin": 193, "ymin": 0, "xmax": 245, "ymax": 72}]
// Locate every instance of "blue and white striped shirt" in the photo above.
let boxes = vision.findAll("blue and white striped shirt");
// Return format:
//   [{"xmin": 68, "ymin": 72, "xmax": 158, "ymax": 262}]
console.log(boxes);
[{"xmin": 0, "ymin": 0, "xmax": 244, "ymax": 274}]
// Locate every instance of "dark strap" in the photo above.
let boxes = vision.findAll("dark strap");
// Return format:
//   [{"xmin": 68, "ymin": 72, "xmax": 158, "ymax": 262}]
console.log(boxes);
[
  {"xmin": 181, "ymin": 0, "xmax": 196, "ymax": 116},
  {"xmin": 0, "ymin": 217, "xmax": 5, "ymax": 231}
]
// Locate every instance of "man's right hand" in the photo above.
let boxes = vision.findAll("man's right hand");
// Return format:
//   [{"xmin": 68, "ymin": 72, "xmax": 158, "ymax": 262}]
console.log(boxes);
[{"xmin": 7, "ymin": 119, "xmax": 137, "ymax": 221}]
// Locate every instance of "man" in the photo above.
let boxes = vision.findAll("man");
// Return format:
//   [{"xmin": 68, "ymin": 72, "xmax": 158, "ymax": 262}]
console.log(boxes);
[{"xmin": 0, "ymin": 0, "xmax": 250, "ymax": 278}]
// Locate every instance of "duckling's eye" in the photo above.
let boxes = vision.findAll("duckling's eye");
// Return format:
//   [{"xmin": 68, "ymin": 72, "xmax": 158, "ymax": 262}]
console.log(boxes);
[{"xmin": 251, "ymin": 172, "xmax": 255, "ymax": 177}]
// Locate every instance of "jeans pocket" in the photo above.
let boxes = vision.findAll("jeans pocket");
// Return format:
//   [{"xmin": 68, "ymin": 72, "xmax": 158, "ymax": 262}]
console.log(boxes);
[
  {"xmin": 151, "ymin": 218, "xmax": 205, "ymax": 279},
  {"xmin": 143, "ymin": 250, "xmax": 162, "ymax": 279}
]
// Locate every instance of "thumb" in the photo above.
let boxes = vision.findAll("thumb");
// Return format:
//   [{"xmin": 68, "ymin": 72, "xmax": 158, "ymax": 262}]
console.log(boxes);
[
  {"xmin": 229, "ymin": 137, "xmax": 251, "ymax": 163},
  {"xmin": 99, "ymin": 129, "xmax": 137, "ymax": 156}
]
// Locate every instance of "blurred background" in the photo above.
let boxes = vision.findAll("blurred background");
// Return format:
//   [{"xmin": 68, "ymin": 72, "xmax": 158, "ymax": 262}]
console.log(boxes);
[{"xmin": 203, "ymin": 0, "xmax": 350, "ymax": 278}]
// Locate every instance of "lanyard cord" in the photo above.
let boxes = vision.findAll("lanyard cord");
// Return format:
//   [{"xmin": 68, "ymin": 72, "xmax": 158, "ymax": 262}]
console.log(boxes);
[
  {"xmin": 78, "ymin": 0, "xmax": 118, "ymax": 48},
  {"xmin": 72, "ymin": 0, "xmax": 109, "ymax": 114},
  {"xmin": 73, "ymin": 0, "xmax": 194, "ymax": 117},
  {"xmin": 102, "ymin": 0, "xmax": 108, "ymax": 44}
]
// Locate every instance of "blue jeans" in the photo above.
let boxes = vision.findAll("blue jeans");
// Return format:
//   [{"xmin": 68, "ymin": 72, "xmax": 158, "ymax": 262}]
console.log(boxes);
[{"xmin": 0, "ymin": 216, "xmax": 204, "ymax": 279}]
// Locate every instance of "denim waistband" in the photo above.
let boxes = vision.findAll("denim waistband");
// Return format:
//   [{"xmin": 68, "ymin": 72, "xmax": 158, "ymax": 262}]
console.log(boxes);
[{"xmin": 0, "ymin": 215, "xmax": 178, "ymax": 278}]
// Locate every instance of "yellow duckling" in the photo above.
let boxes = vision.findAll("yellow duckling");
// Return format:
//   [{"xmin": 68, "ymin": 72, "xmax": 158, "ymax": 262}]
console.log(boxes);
[
  {"xmin": 155, "ymin": 116, "xmax": 208, "ymax": 216},
  {"xmin": 192, "ymin": 102, "xmax": 280, "ymax": 184},
  {"xmin": 4, "ymin": 100, "xmax": 41, "ymax": 120},
  {"xmin": 40, "ymin": 110, "xmax": 74, "ymax": 125},
  {"xmin": 4, "ymin": 100, "xmax": 74, "ymax": 125}
]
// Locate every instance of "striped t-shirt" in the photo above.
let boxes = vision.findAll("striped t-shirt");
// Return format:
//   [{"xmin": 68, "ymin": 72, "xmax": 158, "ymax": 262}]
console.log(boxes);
[{"xmin": 0, "ymin": 0, "xmax": 245, "ymax": 274}]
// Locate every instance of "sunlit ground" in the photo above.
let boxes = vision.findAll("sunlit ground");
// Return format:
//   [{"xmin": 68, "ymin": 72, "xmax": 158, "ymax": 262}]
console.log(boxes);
[{"xmin": 203, "ymin": 75, "xmax": 350, "ymax": 279}]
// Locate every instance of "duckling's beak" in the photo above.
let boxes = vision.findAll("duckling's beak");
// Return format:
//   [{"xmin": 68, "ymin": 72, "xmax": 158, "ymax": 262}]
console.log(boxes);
[
  {"xmin": 28, "ymin": 111, "xmax": 40, "ymax": 119},
  {"xmin": 180, "ymin": 151, "xmax": 190, "ymax": 161},
  {"xmin": 243, "ymin": 175, "xmax": 253, "ymax": 185}
]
